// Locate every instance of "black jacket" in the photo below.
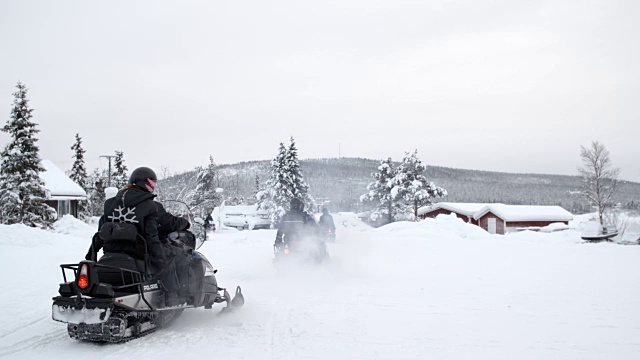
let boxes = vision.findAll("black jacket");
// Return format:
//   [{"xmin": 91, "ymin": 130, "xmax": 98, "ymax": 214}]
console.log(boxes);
[
  {"xmin": 155, "ymin": 201, "xmax": 190, "ymax": 239},
  {"xmin": 85, "ymin": 188, "xmax": 166, "ymax": 270},
  {"xmin": 319, "ymin": 213, "xmax": 336, "ymax": 231},
  {"xmin": 275, "ymin": 209, "xmax": 318, "ymax": 243}
]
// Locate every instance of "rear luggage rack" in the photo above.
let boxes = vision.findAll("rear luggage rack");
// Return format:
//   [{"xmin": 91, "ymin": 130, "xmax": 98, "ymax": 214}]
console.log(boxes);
[
  {"xmin": 58, "ymin": 262, "xmax": 157, "ymax": 310},
  {"xmin": 60, "ymin": 263, "xmax": 145, "ymax": 287}
]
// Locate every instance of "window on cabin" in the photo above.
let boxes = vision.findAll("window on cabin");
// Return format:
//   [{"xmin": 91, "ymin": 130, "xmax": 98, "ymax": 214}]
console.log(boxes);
[{"xmin": 58, "ymin": 200, "xmax": 70, "ymax": 219}]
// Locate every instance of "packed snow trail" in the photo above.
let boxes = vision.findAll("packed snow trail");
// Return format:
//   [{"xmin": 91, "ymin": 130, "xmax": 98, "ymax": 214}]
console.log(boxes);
[{"xmin": 0, "ymin": 215, "xmax": 639, "ymax": 359}]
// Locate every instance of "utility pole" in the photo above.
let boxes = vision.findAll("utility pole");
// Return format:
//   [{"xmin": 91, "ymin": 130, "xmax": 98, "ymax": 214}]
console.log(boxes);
[{"xmin": 99, "ymin": 155, "xmax": 117, "ymax": 187}]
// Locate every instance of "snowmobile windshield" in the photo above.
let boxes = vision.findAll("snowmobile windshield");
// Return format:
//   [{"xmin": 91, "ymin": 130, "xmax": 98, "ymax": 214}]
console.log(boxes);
[{"xmin": 158, "ymin": 199, "xmax": 207, "ymax": 249}]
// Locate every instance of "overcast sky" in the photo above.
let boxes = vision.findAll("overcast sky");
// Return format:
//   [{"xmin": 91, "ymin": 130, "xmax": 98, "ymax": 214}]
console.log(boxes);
[{"xmin": 1, "ymin": 0, "xmax": 638, "ymax": 181}]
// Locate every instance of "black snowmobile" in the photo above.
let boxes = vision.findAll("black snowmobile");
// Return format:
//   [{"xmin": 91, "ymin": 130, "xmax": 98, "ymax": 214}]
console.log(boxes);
[
  {"xmin": 52, "ymin": 220, "xmax": 243, "ymax": 343},
  {"xmin": 273, "ymin": 236, "xmax": 329, "ymax": 264}
]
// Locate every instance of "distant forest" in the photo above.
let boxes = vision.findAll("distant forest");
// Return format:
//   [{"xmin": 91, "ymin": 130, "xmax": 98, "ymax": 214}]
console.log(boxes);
[{"xmin": 157, "ymin": 157, "xmax": 640, "ymax": 215}]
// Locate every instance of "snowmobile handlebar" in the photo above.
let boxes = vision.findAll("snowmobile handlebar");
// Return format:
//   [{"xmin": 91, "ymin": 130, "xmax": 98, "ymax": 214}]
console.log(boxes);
[{"xmin": 159, "ymin": 199, "xmax": 208, "ymax": 249}]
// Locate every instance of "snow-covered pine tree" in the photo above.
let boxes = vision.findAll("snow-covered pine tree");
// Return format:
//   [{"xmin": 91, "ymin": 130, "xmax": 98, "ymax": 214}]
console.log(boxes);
[
  {"xmin": 70, "ymin": 133, "xmax": 91, "ymax": 220},
  {"xmin": 254, "ymin": 175, "xmax": 260, "ymax": 195},
  {"xmin": 191, "ymin": 155, "xmax": 221, "ymax": 218},
  {"xmin": 258, "ymin": 142, "xmax": 288, "ymax": 227},
  {"xmin": 393, "ymin": 150, "xmax": 447, "ymax": 219},
  {"xmin": 88, "ymin": 168, "xmax": 107, "ymax": 216},
  {"xmin": 248, "ymin": 174, "xmax": 261, "ymax": 205},
  {"xmin": 360, "ymin": 158, "xmax": 402, "ymax": 225},
  {"xmin": 258, "ymin": 138, "xmax": 314, "ymax": 227},
  {"xmin": 112, "ymin": 150, "xmax": 128, "ymax": 188},
  {"xmin": 285, "ymin": 137, "xmax": 314, "ymax": 208},
  {"xmin": 0, "ymin": 82, "xmax": 56, "ymax": 227}
]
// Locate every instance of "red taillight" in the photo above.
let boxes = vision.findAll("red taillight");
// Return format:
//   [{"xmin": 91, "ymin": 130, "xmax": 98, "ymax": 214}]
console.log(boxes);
[
  {"xmin": 283, "ymin": 248, "xmax": 290, "ymax": 255},
  {"xmin": 77, "ymin": 264, "xmax": 90, "ymax": 290}
]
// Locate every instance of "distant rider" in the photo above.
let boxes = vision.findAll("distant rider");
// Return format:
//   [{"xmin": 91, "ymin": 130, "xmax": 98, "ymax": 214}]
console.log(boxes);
[
  {"xmin": 318, "ymin": 208, "xmax": 335, "ymax": 230},
  {"xmin": 318, "ymin": 208, "xmax": 336, "ymax": 239},
  {"xmin": 204, "ymin": 213, "xmax": 214, "ymax": 231},
  {"xmin": 274, "ymin": 198, "xmax": 319, "ymax": 247}
]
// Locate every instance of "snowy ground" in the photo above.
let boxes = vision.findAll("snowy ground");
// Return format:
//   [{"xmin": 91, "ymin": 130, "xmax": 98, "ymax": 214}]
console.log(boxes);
[{"xmin": 0, "ymin": 214, "xmax": 639, "ymax": 359}]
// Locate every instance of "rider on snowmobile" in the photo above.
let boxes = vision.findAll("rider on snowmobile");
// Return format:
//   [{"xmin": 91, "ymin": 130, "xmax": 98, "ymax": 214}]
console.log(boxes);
[
  {"xmin": 85, "ymin": 167, "xmax": 166, "ymax": 273},
  {"xmin": 318, "ymin": 208, "xmax": 336, "ymax": 238},
  {"xmin": 155, "ymin": 200, "xmax": 194, "ymax": 305},
  {"xmin": 156, "ymin": 201, "xmax": 191, "ymax": 240},
  {"xmin": 274, "ymin": 198, "xmax": 319, "ymax": 247},
  {"xmin": 85, "ymin": 167, "xmax": 191, "ymax": 306}
]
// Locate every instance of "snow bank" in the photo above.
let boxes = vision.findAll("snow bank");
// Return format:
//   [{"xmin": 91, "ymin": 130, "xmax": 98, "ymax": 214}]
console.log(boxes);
[
  {"xmin": 0, "ymin": 215, "xmax": 94, "ymax": 250},
  {"xmin": 0, "ymin": 221, "xmax": 90, "ymax": 249},
  {"xmin": 539, "ymin": 222, "xmax": 570, "ymax": 233},
  {"xmin": 51, "ymin": 215, "xmax": 96, "ymax": 239},
  {"xmin": 332, "ymin": 212, "xmax": 371, "ymax": 231},
  {"xmin": 0, "ymin": 223, "xmax": 55, "ymax": 248},
  {"xmin": 373, "ymin": 213, "xmax": 598, "ymax": 245},
  {"xmin": 375, "ymin": 213, "xmax": 491, "ymax": 240}
]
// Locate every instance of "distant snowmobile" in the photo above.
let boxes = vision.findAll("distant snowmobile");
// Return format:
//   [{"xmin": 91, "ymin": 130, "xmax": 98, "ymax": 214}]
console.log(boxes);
[
  {"xmin": 52, "ymin": 223, "xmax": 243, "ymax": 343},
  {"xmin": 273, "ymin": 236, "xmax": 329, "ymax": 265},
  {"xmin": 322, "ymin": 228, "xmax": 336, "ymax": 243}
]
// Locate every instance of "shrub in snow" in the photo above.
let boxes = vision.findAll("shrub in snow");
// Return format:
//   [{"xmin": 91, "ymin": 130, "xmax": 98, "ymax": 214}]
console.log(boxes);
[{"xmin": 0, "ymin": 82, "xmax": 55, "ymax": 228}]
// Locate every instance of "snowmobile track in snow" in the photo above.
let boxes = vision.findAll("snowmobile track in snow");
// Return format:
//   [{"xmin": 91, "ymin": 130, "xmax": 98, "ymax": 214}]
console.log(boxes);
[
  {"xmin": 0, "ymin": 317, "xmax": 47, "ymax": 341},
  {"xmin": 0, "ymin": 328, "xmax": 68, "ymax": 357}
]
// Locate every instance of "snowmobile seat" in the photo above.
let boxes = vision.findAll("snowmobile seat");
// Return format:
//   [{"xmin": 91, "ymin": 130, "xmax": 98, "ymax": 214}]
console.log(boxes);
[
  {"xmin": 95, "ymin": 222, "xmax": 153, "ymax": 288},
  {"xmin": 96, "ymin": 252, "xmax": 147, "ymax": 289}
]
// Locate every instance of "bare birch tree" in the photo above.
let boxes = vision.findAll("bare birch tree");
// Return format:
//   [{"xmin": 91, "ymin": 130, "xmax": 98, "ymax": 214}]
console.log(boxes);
[{"xmin": 578, "ymin": 141, "xmax": 620, "ymax": 225}]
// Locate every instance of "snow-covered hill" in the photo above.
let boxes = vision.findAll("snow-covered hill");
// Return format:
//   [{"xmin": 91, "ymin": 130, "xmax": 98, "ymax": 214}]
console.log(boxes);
[
  {"xmin": 159, "ymin": 157, "xmax": 640, "ymax": 215},
  {"xmin": 0, "ymin": 215, "xmax": 639, "ymax": 359}
]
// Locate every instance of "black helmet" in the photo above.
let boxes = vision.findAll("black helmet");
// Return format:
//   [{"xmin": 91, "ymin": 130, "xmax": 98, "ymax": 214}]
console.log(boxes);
[
  {"xmin": 289, "ymin": 198, "xmax": 304, "ymax": 211},
  {"xmin": 128, "ymin": 167, "xmax": 157, "ymax": 192}
]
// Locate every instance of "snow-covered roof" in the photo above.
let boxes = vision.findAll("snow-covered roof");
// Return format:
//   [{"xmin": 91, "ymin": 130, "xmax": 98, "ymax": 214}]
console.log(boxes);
[
  {"xmin": 473, "ymin": 204, "xmax": 573, "ymax": 222},
  {"xmin": 219, "ymin": 205, "xmax": 266, "ymax": 216},
  {"xmin": 418, "ymin": 202, "xmax": 494, "ymax": 217},
  {"xmin": 40, "ymin": 160, "xmax": 87, "ymax": 200}
]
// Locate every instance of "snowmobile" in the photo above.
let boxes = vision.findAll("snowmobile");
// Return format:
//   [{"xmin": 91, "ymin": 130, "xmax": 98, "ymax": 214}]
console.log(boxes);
[
  {"xmin": 322, "ymin": 228, "xmax": 336, "ymax": 243},
  {"xmin": 273, "ymin": 235, "xmax": 329, "ymax": 264},
  {"xmin": 51, "ymin": 218, "xmax": 243, "ymax": 343}
]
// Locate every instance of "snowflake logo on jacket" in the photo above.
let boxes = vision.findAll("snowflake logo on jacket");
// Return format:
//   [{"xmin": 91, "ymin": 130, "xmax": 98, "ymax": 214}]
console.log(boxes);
[{"xmin": 107, "ymin": 206, "xmax": 139, "ymax": 224}]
